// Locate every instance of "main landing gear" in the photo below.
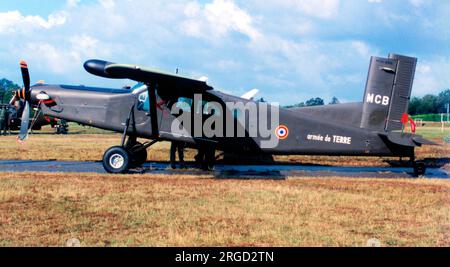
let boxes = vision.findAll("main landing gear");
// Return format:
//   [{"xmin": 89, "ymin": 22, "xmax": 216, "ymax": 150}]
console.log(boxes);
[
  {"xmin": 102, "ymin": 139, "xmax": 157, "ymax": 174},
  {"xmin": 102, "ymin": 103, "xmax": 158, "ymax": 174}
]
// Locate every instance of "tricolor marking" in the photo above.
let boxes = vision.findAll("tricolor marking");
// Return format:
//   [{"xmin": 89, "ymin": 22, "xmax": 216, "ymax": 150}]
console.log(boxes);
[{"xmin": 275, "ymin": 125, "xmax": 289, "ymax": 140}]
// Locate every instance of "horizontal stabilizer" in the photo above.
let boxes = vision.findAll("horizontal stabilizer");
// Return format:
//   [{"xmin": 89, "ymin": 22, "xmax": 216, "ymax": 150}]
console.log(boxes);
[
  {"xmin": 412, "ymin": 136, "xmax": 440, "ymax": 146},
  {"xmin": 380, "ymin": 132, "xmax": 439, "ymax": 147}
]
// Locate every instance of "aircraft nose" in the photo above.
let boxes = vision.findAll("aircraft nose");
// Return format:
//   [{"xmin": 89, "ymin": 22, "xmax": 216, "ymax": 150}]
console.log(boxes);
[{"xmin": 30, "ymin": 85, "xmax": 51, "ymax": 104}]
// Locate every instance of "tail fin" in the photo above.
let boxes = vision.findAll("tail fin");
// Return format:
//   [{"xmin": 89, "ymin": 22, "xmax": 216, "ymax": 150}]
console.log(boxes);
[{"xmin": 360, "ymin": 53, "xmax": 417, "ymax": 131}]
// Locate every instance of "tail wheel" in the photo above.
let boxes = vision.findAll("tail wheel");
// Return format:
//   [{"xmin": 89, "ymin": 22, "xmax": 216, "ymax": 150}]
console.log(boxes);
[
  {"xmin": 102, "ymin": 146, "xmax": 131, "ymax": 174},
  {"xmin": 129, "ymin": 142, "xmax": 148, "ymax": 167}
]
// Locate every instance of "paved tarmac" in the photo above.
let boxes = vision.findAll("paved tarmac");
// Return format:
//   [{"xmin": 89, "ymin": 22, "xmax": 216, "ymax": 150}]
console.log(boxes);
[{"xmin": 0, "ymin": 160, "xmax": 448, "ymax": 179}]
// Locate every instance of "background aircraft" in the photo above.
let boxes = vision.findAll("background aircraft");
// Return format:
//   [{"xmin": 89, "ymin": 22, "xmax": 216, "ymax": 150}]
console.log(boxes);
[{"xmin": 12, "ymin": 54, "xmax": 436, "ymax": 176}]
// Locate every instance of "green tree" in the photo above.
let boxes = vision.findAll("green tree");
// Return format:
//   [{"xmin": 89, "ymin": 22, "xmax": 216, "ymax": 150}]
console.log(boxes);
[
  {"xmin": 408, "ymin": 96, "xmax": 421, "ymax": 115},
  {"xmin": 0, "ymin": 78, "xmax": 20, "ymax": 104},
  {"xmin": 305, "ymin": 97, "xmax": 324, "ymax": 106},
  {"xmin": 437, "ymin": 89, "xmax": 450, "ymax": 113},
  {"xmin": 283, "ymin": 102, "xmax": 305, "ymax": 109},
  {"xmin": 418, "ymin": 94, "xmax": 439, "ymax": 114},
  {"xmin": 329, "ymin": 96, "xmax": 340, "ymax": 105}
]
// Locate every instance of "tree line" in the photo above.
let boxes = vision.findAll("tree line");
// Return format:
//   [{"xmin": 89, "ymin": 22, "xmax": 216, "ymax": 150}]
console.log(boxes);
[
  {"xmin": 0, "ymin": 78, "xmax": 19, "ymax": 104},
  {"xmin": 408, "ymin": 89, "xmax": 450, "ymax": 115},
  {"xmin": 283, "ymin": 96, "xmax": 339, "ymax": 108}
]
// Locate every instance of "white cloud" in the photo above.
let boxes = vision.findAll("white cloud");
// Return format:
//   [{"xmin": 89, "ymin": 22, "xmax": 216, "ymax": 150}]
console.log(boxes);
[
  {"xmin": 181, "ymin": 0, "xmax": 261, "ymax": 41},
  {"xmin": 351, "ymin": 41, "xmax": 372, "ymax": 58},
  {"xmin": 99, "ymin": 0, "xmax": 115, "ymax": 9},
  {"xmin": 409, "ymin": 0, "xmax": 425, "ymax": 7},
  {"xmin": 280, "ymin": 0, "xmax": 340, "ymax": 19},
  {"xmin": 0, "ymin": 11, "xmax": 66, "ymax": 33},
  {"xmin": 18, "ymin": 34, "xmax": 110, "ymax": 76},
  {"xmin": 67, "ymin": 0, "xmax": 81, "ymax": 7},
  {"xmin": 413, "ymin": 58, "xmax": 450, "ymax": 96}
]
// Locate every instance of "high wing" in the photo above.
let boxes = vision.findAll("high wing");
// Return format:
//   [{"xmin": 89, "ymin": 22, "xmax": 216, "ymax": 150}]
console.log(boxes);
[{"xmin": 84, "ymin": 59, "xmax": 213, "ymax": 92}]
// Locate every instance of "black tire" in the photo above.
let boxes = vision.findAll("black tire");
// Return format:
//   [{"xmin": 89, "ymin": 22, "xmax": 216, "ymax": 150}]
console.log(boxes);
[
  {"xmin": 129, "ymin": 142, "xmax": 148, "ymax": 167},
  {"xmin": 413, "ymin": 162, "xmax": 426, "ymax": 177},
  {"xmin": 102, "ymin": 146, "xmax": 131, "ymax": 174}
]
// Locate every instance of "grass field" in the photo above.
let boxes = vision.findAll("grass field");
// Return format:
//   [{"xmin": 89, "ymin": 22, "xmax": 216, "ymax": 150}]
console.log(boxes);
[
  {"xmin": 0, "ymin": 123, "xmax": 448, "ymax": 247},
  {"xmin": 0, "ymin": 172, "xmax": 448, "ymax": 247}
]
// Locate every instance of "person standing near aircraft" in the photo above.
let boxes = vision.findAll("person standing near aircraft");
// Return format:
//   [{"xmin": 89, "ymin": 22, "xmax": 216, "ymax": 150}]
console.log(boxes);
[
  {"xmin": 0, "ymin": 105, "xmax": 10, "ymax": 135},
  {"xmin": 170, "ymin": 141, "xmax": 186, "ymax": 169},
  {"xmin": 0, "ymin": 106, "xmax": 6, "ymax": 135}
]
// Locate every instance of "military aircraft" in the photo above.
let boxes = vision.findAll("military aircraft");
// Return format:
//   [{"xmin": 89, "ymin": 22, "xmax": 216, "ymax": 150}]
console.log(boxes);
[{"xmin": 13, "ymin": 53, "xmax": 437, "ymax": 176}]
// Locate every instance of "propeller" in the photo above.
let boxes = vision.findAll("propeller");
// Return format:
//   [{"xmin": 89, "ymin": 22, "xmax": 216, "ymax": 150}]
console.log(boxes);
[{"xmin": 16, "ymin": 60, "xmax": 31, "ymax": 141}]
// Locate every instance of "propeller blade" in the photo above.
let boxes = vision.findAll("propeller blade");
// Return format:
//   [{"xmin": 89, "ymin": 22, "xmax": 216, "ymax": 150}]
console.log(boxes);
[
  {"xmin": 8, "ymin": 91, "xmax": 17, "ymax": 105},
  {"xmin": 20, "ymin": 60, "xmax": 30, "ymax": 91},
  {"xmin": 18, "ymin": 101, "xmax": 30, "ymax": 141}
]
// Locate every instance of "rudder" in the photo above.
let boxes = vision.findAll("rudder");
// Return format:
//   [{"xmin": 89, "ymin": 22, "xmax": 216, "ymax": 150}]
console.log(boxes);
[{"xmin": 360, "ymin": 54, "xmax": 417, "ymax": 132}]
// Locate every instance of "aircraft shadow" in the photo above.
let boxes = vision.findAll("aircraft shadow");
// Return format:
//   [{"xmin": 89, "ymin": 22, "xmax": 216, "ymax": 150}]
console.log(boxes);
[{"xmin": 384, "ymin": 158, "xmax": 450, "ymax": 168}]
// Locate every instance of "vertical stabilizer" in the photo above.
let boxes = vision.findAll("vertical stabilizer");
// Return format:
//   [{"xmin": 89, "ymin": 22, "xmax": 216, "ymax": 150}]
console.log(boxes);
[{"xmin": 360, "ymin": 54, "xmax": 417, "ymax": 132}]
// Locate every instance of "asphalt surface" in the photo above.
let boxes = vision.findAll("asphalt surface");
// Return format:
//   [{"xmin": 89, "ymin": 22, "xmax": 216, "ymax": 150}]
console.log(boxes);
[{"xmin": 0, "ymin": 160, "xmax": 448, "ymax": 179}]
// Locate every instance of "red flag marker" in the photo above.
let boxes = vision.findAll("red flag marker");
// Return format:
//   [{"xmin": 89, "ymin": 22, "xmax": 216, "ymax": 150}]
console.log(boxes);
[
  {"xmin": 410, "ymin": 118, "xmax": 416, "ymax": 133},
  {"xmin": 401, "ymin": 113, "xmax": 409, "ymax": 125}
]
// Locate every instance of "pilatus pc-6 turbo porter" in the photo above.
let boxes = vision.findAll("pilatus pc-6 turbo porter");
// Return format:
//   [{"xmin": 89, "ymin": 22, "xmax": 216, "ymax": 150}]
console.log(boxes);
[{"xmin": 13, "ymin": 53, "xmax": 436, "ymax": 175}]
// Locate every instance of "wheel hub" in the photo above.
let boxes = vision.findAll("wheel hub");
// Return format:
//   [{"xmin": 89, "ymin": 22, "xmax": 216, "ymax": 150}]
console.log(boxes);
[{"xmin": 109, "ymin": 153, "xmax": 125, "ymax": 169}]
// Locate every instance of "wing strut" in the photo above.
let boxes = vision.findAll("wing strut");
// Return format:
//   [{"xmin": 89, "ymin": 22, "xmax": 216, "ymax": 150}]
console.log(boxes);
[{"xmin": 147, "ymin": 83, "xmax": 159, "ymax": 138}]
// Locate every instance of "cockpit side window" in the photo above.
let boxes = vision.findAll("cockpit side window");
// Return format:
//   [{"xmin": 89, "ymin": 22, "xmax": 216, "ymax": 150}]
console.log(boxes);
[
  {"xmin": 176, "ymin": 97, "xmax": 193, "ymax": 112},
  {"xmin": 137, "ymin": 91, "xmax": 149, "ymax": 112}
]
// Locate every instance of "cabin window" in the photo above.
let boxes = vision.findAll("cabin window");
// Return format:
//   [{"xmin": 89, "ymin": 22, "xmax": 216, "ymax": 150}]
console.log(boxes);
[
  {"xmin": 204, "ymin": 102, "xmax": 221, "ymax": 117},
  {"xmin": 176, "ymin": 97, "xmax": 193, "ymax": 112},
  {"xmin": 137, "ymin": 91, "xmax": 150, "ymax": 112}
]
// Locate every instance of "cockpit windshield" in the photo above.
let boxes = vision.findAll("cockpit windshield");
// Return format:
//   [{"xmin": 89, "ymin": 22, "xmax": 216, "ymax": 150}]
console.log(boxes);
[{"xmin": 131, "ymin": 82, "xmax": 145, "ymax": 91}]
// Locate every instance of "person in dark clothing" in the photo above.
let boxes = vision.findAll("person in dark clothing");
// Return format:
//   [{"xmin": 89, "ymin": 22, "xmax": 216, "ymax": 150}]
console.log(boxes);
[
  {"xmin": 170, "ymin": 141, "xmax": 186, "ymax": 169},
  {"xmin": 194, "ymin": 143, "xmax": 216, "ymax": 171},
  {"xmin": 194, "ymin": 145, "xmax": 205, "ymax": 167},
  {"xmin": 0, "ymin": 106, "xmax": 7, "ymax": 135}
]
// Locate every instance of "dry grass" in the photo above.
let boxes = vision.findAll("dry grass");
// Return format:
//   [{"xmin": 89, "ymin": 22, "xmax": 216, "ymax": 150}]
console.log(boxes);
[
  {"xmin": 0, "ymin": 134, "xmax": 205, "ymax": 162},
  {"xmin": 0, "ymin": 172, "xmax": 448, "ymax": 247}
]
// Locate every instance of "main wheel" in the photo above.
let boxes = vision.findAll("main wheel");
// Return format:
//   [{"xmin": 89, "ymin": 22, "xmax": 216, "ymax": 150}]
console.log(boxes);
[
  {"xmin": 129, "ymin": 142, "xmax": 148, "ymax": 167},
  {"xmin": 102, "ymin": 146, "xmax": 131, "ymax": 174}
]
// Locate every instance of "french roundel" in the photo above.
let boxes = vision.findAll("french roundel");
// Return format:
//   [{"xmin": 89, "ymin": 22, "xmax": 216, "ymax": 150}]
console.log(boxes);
[{"xmin": 275, "ymin": 125, "xmax": 289, "ymax": 140}]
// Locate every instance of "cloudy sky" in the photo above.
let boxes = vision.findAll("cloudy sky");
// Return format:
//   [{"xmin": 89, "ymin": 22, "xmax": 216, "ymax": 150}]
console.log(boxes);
[{"xmin": 0, "ymin": 0, "xmax": 449, "ymax": 105}]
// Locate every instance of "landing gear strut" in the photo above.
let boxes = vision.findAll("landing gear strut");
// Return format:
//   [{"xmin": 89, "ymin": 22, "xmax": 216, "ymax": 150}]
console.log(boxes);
[
  {"xmin": 102, "ymin": 104, "xmax": 158, "ymax": 174},
  {"xmin": 128, "ymin": 142, "xmax": 148, "ymax": 167}
]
